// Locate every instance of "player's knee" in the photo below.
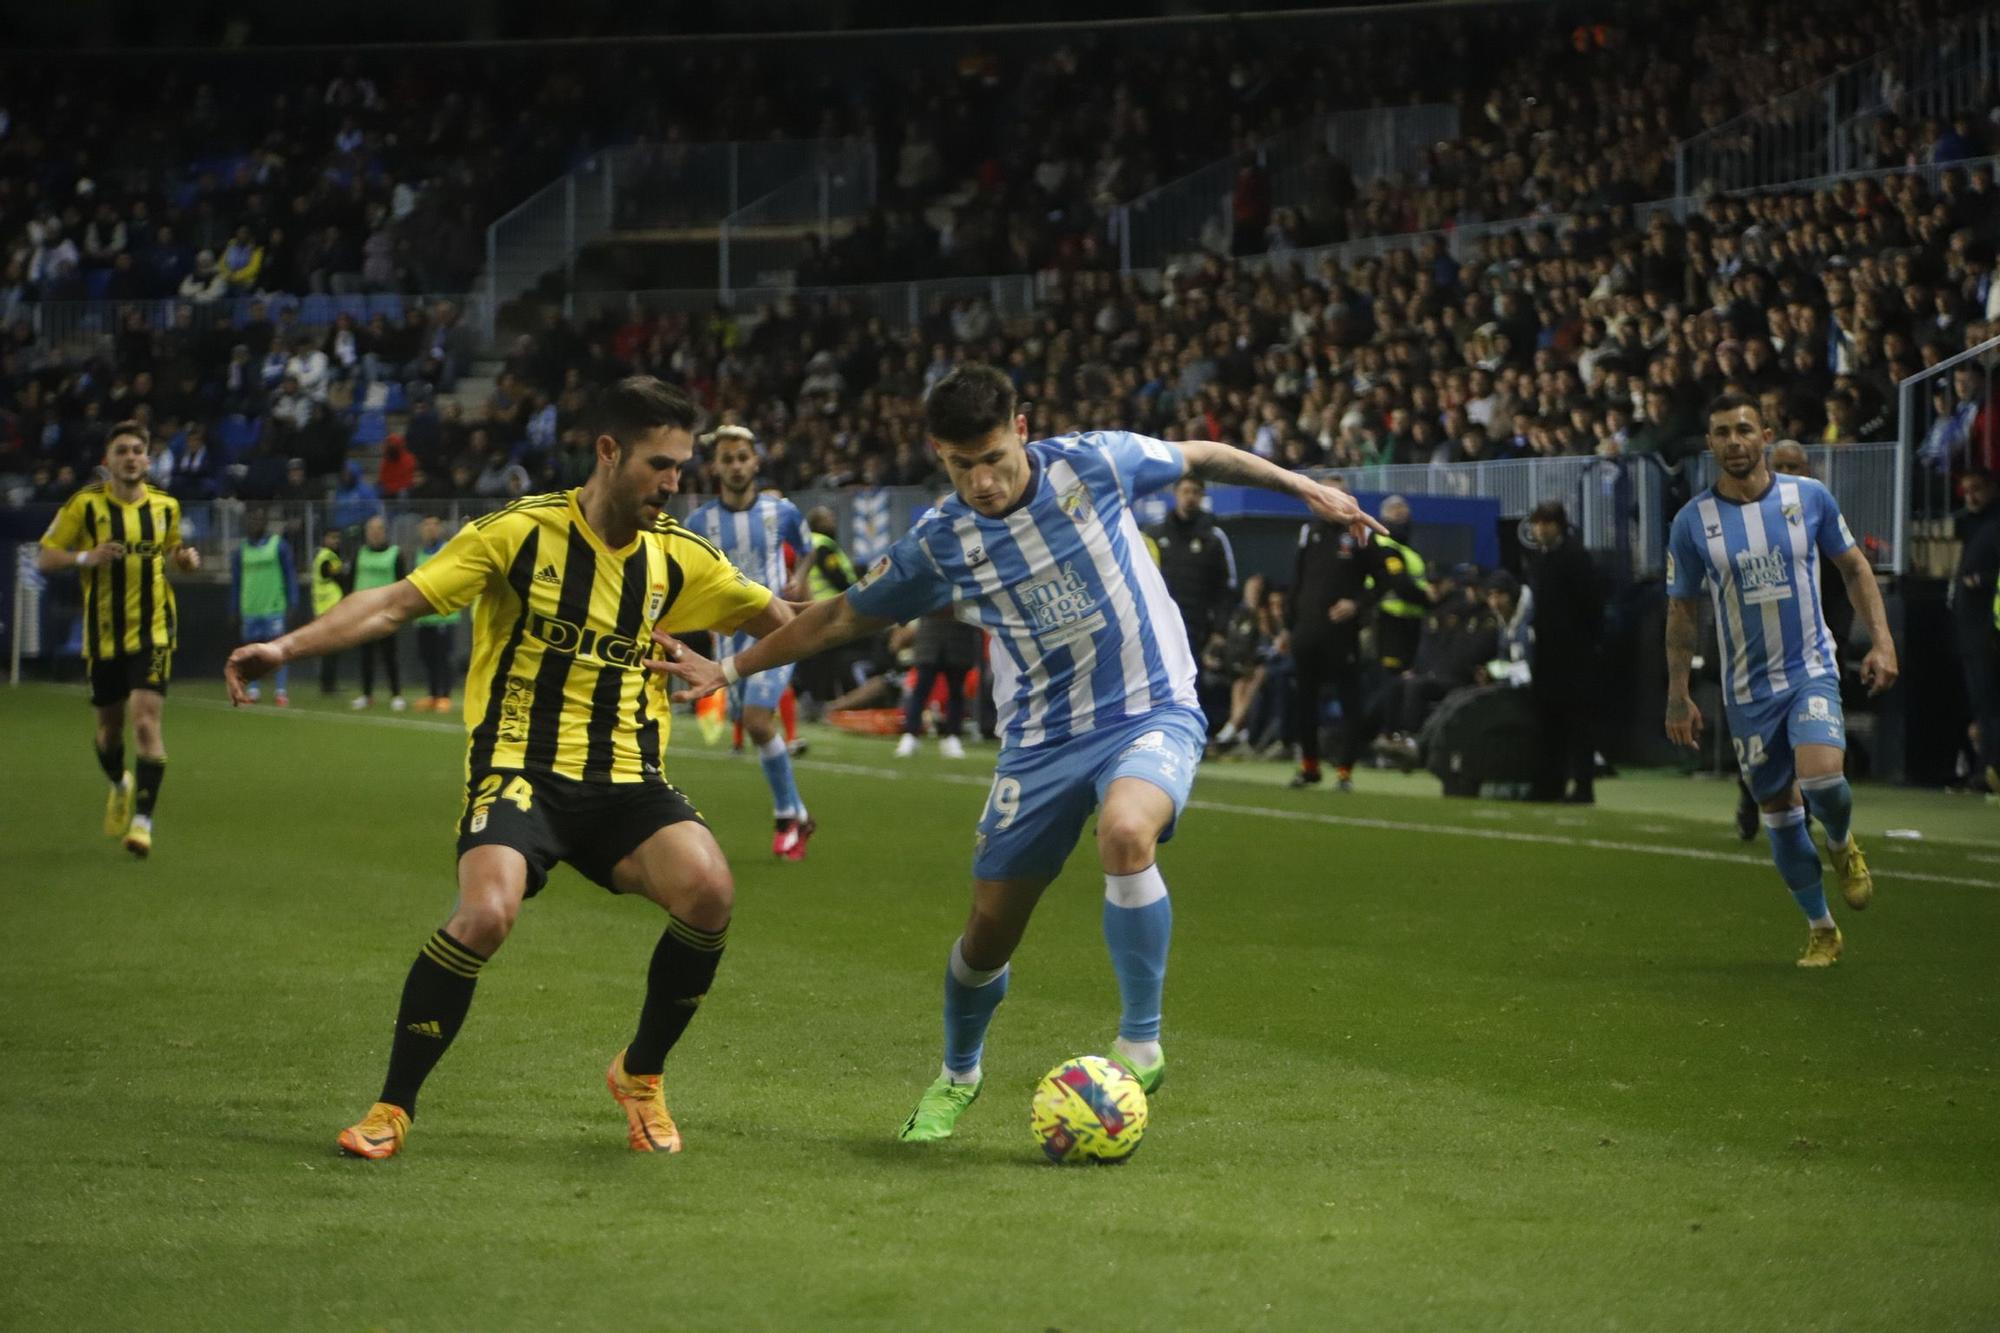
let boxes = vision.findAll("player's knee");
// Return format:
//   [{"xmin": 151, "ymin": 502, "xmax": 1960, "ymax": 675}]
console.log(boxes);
[
  {"xmin": 1095, "ymin": 810, "xmax": 1160, "ymax": 876},
  {"xmin": 678, "ymin": 867, "xmax": 735, "ymax": 930},
  {"xmin": 741, "ymin": 710, "xmax": 776, "ymax": 746},
  {"xmin": 449, "ymin": 895, "xmax": 519, "ymax": 954},
  {"xmin": 131, "ymin": 717, "xmax": 163, "ymax": 754}
]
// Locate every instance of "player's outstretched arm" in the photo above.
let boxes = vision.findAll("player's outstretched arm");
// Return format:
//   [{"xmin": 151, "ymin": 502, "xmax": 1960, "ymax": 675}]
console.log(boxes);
[
  {"xmin": 225, "ymin": 579, "xmax": 433, "ymax": 704},
  {"xmin": 1176, "ymin": 440, "xmax": 1387, "ymax": 540},
  {"xmin": 1831, "ymin": 547, "xmax": 1899, "ymax": 694},
  {"xmin": 1663, "ymin": 596, "xmax": 1704, "ymax": 748},
  {"xmin": 648, "ymin": 594, "xmax": 891, "ymax": 702}
]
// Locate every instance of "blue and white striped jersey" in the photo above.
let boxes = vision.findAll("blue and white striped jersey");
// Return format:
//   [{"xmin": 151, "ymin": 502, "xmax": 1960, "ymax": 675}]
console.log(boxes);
[
  {"xmin": 685, "ymin": 493, "xmax": 809, "ymax": 594},
  {"xmin": 1667, "ymin": 475, "xmax": 1856, "ymax": 706},
  {"xmin": 847, "ymin": 431, "xmax": 1200, "ymax": 749}
]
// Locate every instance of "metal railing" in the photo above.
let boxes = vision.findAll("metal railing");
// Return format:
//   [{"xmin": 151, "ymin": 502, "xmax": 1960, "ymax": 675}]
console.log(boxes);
[
  {"xmin": 716, "ymin": 141, "xmax": 879, "ymax": 295},
  {"xmin": 482, "ymin": 139, "xmax": 874, "ymax": 338},
  {"xmin": 575, "ymin": 272, "xmax": 1049, "ymax": 330},
  {"xmin": 1687, "ymin": 442, "xmax": 1906, "ymax": 574},
  {"xmin": 1899, "ymin": 331, "xmax": 2000, "ymax": 577},
  {"xmin": 1115, "ymin": 102, "xmax": 1460, "ymax": 271},
  {"xmin": 1673, "ymin": 7, "xmax": 1999, "ymax": 197}
]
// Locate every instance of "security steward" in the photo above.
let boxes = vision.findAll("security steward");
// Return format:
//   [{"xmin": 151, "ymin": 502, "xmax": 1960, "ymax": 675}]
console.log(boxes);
[
  {"xmin": 1367, "ymin": 494, "xmax": 1434, "ymax": 671},
  {"xmin": 1148, "ymin": 475, "xmax": 1238, "ymax": 658},
  {"xmin": 1288, "ymin": 509, "xmax": 1391, "ymax": 792},
  {"xmin": 310, "ymin": 528, "xmax": 349, "ymax": 695}
]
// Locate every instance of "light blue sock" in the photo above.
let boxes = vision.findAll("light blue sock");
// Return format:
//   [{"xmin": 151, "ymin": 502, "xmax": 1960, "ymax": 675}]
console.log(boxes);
[
  {"xmin": 942, "ymin": 939, "xmax": 1008, "ymax": 1079},
  {"xmin": 1799, "ymin": 773, "xmax": 1853, "ymax": 848},
  {"xmin": 1103, "ymin": 865, "xmax": 1172, "ymax": 1043},
  {"xmin": 756, "ymin": 736, "xmax": 802, "ymax": 819},
  {"xmin": 1764, "ymin": 807, "xmax": 1832, "ymax": 925}
]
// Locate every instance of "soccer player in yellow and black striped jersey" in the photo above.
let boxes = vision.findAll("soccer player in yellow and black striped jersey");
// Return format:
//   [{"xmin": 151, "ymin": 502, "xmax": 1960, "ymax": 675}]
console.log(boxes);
[
  {"xmin": 225, "ymin": 377, "xmax": 790, "ymax": 1161},
  {"xmin": 37, "ymin": 422, "xmax": 203, "ymax": 858}
]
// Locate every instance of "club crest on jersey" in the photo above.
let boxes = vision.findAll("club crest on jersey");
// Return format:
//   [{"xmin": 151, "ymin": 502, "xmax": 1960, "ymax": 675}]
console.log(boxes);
[
  {"xmin": 1058, "ymin": 482, "xmax": 1094, "ymax": 524},
  {"xmin": 1734, "ymin": 546, "xmax": 1792, "ymax": 604},
  {"xmin": 1782, "ymin": 501, "xmax": 1803, "ymax": 526}
]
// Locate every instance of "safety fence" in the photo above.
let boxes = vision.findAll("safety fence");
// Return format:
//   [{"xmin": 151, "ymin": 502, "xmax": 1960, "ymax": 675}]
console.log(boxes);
[{"xmin": 1673, "ymin": 6, "xmax": 2000, "ymax": 196}]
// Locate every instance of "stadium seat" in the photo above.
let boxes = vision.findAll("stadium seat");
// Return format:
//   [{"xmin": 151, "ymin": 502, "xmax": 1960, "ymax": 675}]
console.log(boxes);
[
  {"xmin": 367, "ymin": 293, "xmax": 404, "ymax": 323},
  {"xmin": 352, "ymin": 410, "xmax": 388, "ymax": 446},
  {"xmin": 299, "ymin": 294, "xmax": 335, "ymax": 326},
  {"xmin": 381, "ymin": 382, "xmax": 408, "ymax": 412},
  {"xmin": 336, "ymin": 294, "xmax": 369, "ymax": 321},
  {"xmin": 217, "ymin": 414, "xmax": 262, "ymax": 458}
]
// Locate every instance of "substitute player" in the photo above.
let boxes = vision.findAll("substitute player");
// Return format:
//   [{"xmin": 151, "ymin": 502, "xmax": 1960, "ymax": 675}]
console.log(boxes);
[
  {"xmin": 37, "ymin": 421, "xmax": 201, "ymax": 857},
  {"xmin": 226, "ymin": 377, "xmax": 789, "ymax": 1160},
  {"xmin": 1665, "ymin": 394, "xmax": 1898, "ymax": 967},
  {"xmin": 650, "ymin": 365, "xmax": 1381, "ymax": 1140},
  {"xmin": 687, "ymin": 426, "xmax": 817, "ymax": 859}
]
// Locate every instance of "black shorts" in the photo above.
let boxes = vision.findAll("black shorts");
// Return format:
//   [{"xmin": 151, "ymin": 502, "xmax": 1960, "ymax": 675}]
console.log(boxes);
[
  {"xmin": 89, "ymin": 648, "xmax": 172, "ymax": 706},
  {"xmin": 455, "ymin": 767, "xmax": 707, "ymax": 896}
]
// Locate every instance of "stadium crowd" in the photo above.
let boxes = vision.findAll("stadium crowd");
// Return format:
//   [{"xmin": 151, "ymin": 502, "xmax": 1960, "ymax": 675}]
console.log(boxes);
[
  {"xmin": 2, "ymin": 0, "xmax": 1979, "ymax": 307},
  {"xmin": 9, "ymin": 150, "xmax": 2000, "ymax": 505}
]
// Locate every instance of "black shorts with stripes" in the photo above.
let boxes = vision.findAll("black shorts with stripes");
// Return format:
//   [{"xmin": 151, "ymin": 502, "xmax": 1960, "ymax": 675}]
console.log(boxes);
[
  {"xmin": 454, "ymin": 767, "xmax": 706, "ymax": 896},
  {"xmin": 89, "ymin": 648, "xmax": 172, "ymax": 706}
]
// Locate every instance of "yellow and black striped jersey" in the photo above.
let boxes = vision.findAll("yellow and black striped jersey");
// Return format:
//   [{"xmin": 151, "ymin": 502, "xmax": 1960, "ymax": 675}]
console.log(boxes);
[
  {"xmin": 39, "ymin": 483, "xmax": 183, "ymax": 663},
  {"xmin": 409, "ymin": 489, "xmax": 771, "ymax": 784}
]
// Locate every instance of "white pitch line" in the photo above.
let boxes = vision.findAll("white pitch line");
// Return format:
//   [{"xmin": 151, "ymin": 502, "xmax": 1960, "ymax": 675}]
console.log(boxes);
[{"xmin": 169, "ymin": 695, "xmax": 1999, "ymax": 890}]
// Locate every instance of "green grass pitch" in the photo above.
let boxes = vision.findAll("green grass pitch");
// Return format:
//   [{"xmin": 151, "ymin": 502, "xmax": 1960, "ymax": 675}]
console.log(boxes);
[{"xmin": 3, "ymin": 681, "xmax": 1998, "ymax": 1330}]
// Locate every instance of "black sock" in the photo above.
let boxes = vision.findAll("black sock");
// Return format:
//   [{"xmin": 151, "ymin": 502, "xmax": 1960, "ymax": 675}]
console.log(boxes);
[
  {"xmin": 625, "ymin": 916, "xmax": 728, "ymax": 1077},
  {"xmin": 379, "ymin": 929, "xmax": 487, "ymax": 1116},
  {"xmin": 134, "ymin": 756, "xmax": 166, "ymax": 817},
  {"xmin": 95, "ymin": 740, "xmax": 125, "ymax": 785}
]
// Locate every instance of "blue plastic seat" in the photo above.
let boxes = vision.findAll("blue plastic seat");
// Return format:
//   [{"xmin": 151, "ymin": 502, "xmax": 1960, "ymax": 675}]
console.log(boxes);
[
  {"xmin": 352, "ymin": 410, "xmax": 387, "ymax": 446},
  {"xmin": 367, "ymin": 293, "xmax": 404, "ymax": 322},
  {"xmin": 299, "ymin": 294, "xmax": 335, "ymax": 326}
]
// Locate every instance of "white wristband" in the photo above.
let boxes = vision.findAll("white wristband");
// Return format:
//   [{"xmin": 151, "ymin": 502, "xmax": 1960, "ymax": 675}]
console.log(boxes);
[{"xmin": 720, "ymin": 655, "xmax": 742, "ymax": 686}]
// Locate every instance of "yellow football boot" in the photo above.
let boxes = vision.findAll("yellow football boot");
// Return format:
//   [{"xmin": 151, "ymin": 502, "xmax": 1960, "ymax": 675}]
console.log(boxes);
[
  {"xmin": 103, "ymin": 772, "xmax": 133, "ymax": 837},
  {"xmin": 1827, "ymin": 836, "xmax": 1873, "ymax": 911},
  {"xmin": 337, "ymin": 1102, "xmax": 411, "ymax": 1160},
  {"xmin": 121, "ymin": 815, "xmax": 152, "ymax": 859},
  {"xmin": 1796, "ymin": 925, "xmax": 1844, "ymax": 969},
  {"xmin": 606, "ymin": 1048, "xmax": 682, "ymax": 1153}
]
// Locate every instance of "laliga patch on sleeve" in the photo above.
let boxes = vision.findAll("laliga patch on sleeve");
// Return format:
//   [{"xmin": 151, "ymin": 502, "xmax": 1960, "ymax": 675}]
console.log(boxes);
[{"xmin": 855, "ymin": 555, "xmax": 893, "ymax": 593}]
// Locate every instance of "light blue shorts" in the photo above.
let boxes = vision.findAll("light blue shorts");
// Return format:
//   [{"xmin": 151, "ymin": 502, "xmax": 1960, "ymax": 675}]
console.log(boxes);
[
  {"xmin": 972, "ymin": 705, "xmax": 1207, "ymax": 882},
  {"xmin": 1725, "ymin": 675, "xmax": 1845, "ymax": 803},
  {"xmin": 721, "ymin": 632, "xmax": 795, "ymax": 714}
]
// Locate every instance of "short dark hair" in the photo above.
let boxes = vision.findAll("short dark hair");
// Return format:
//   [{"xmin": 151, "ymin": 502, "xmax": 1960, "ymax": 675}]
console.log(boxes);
[
  {"xmin": 594, "ymin": 376, "xmax": 698, "ymax": 456},
  {"xmin": 1706, "ymin": 390, "xmax": 1762, "ymax": 423},
  {"xmin": 105, "ymin": 420, "xmax": 149, "ymax": 452},
  {"xmin": 1530, "ymin": 499, "xmax": 1568, "ymax": 526},
  {"xmin": 924, "ymin": 364, "xmax": 1016, "ymax": 444}
]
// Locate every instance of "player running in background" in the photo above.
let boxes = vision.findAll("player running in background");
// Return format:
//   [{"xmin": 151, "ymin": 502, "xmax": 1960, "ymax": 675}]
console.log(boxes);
[
  {"xmin": 37, "ymin": 421, "xmax": 202, "ymax": 857},
  {"xmin": 1665, "ymin": 394, "xmax": 1899, "ymax": 967},
  {"xmin": 226, "ymin": 377, "xmax": 790, "ymax": 1160},
  {"xmin": 686, "ymin": 426, "xmax": 817, "ymax": 860},
  {"xmin": 651, "ymin": 365, "xmax": 1381, "ymax": 1140}
]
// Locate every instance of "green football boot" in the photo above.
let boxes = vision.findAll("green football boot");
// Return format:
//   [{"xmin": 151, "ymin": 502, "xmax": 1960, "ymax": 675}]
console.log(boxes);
[
  {"xmin": 897, "ymin": 1073, "xmax": 982, "ymax": 1142},
  {"xmin": 1110, "ymin": 1046, "xmax": 1166, "ymax": 1095}
]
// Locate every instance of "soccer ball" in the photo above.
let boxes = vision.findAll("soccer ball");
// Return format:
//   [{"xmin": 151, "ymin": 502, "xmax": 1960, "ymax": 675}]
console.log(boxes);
[{"xmin": 1030, "ymin": 1055, "xmax": 1149, "ymax": 1164}]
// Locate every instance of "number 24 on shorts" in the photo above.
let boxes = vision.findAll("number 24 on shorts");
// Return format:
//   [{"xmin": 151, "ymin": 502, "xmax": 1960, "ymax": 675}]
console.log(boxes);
[{"xmin": 467, "ymin": 774, "xmax": 534, "ymax": 833}]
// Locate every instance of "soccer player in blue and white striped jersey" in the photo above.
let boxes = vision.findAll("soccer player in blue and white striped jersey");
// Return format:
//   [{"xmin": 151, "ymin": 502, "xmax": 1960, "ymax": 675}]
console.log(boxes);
[
  {"xmin": 649, "ymin": 365, "xmax": 1382, "ymax": 1141},
  {"xmin": 1665, "ymin": 394, "xmax": 1899, "ymax": 968},
  {"xmin": 687, "ymin": 428, "xmax": 818, "ymax": 860}
]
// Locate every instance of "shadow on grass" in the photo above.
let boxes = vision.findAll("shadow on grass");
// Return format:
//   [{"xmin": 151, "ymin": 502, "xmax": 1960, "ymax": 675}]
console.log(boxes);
[{"xmin": 836, "ymin": 1134, "xmax": 1049, "ymax": 1171}]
